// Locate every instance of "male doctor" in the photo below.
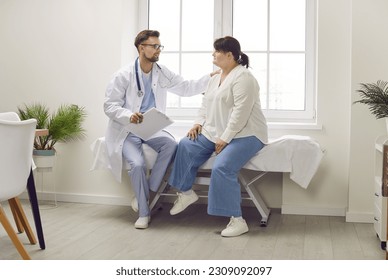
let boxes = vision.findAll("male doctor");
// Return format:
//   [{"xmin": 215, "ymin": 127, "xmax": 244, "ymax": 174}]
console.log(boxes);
[{"xmin": 104, "ymin": 30, "xmax": 215, "ymax": 229}]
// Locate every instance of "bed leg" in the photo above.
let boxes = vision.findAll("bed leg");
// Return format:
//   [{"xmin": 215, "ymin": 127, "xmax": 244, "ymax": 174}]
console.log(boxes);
[
  {"xmin": 238, "ymin": 172, "xmax": 271, "ymax": 227},
  {"xmin": 149, "ymin": 180, "xmax": 169, "ymax": 211},
  {"xmin": 260, "ymin": 217, "xmax": 268, "ymax": 227}
]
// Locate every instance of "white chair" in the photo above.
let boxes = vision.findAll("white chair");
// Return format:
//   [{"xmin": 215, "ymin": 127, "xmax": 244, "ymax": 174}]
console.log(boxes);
[
  {"xmin": 0, "ymin": 115, "xmax": 37, "ymax": 260},
  {"xmin": 0, "ymin": 112, "xmax": 26, "ymax": 233}
]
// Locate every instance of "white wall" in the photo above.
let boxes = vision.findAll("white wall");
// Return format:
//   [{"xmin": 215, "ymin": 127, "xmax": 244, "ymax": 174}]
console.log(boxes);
[
  {"xmin": 282, "ymin": 0, "xmax": 353, "ymax": 216},
  {"xmin": 282, "ymin": 0, "xmax": 388, "ymax": 221},
  {"xmin": 347, "ymin": 0, "xmax": 388, "ymax": 222},
  {"xmin": 1, "ymin": 0, "xmax": 387, "ymax": 222},
  {"xmin": 0, "ymin": 0, "xmax": 139, "ymax": 204}
]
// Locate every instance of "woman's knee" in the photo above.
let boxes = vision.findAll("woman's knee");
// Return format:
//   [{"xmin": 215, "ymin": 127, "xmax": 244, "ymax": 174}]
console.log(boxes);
[
  {"xmin": 212, "ymin": 158, "xmax": 236, "ymax": 176},
  {"xmin": 176, "ymin": 137, "xmax": 197, "ymax": 154},
  {"xmin": 213, "ymin": 157, "xmax": 228, "ymax": 170}
]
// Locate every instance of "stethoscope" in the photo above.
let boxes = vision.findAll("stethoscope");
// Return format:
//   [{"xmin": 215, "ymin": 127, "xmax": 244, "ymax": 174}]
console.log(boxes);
[
  {"xmin": 135, "ymin": 57, "xmax": 169, "ymax": 97},
  {"xmin": 135, "ymin": 57, "xmax": 144, "ymax": 97}
]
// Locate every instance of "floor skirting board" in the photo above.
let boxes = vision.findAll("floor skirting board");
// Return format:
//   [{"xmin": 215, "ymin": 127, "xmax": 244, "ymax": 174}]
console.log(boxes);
[
  {"xmin": 345, "ymin": 211, "xmax": 374, "ymax": 223},
  {"xmin": 19, "ymin": 191, "xmax": 373, "ymax": 223},
  {"xmin": 20, "ymin": 191, "xmax": 132, "ymax": 207},
  {"xmin": 281, "ymin": 204, "xmax": 347, "ymax": 217}
]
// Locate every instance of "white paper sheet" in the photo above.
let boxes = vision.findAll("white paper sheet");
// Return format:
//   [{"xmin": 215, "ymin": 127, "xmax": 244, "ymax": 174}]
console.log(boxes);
[
  {"xmin": 90, "ymin": 135, "xmax": 323, "ymax": 189},
  {"xmin": 128, "ymin": 108, "xmax": 174, "ymax": 140}
]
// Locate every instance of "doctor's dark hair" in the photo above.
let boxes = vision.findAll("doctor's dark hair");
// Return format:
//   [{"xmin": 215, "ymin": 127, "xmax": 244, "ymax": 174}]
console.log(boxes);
[
  {"xmin": 213, "ymin": 36, "xmax": 249, "ymax": 68},
  {"xmin": 134, "ymin": 30, "xmax": 160, "ymax": 49}
]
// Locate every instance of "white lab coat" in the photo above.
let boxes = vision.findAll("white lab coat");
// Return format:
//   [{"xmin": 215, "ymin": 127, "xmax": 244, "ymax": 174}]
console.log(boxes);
[{"xmin": 104, "ymin": 59, "xmax": 210, "ymax": 182}]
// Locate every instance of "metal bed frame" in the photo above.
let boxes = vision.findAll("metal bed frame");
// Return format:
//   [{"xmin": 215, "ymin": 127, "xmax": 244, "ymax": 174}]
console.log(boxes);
[
  {"xmin": 149, "ymin": 168, "xmax": 271, "ymax": 226},
  {"xmin": 91, "ymin": 135, "xmax": 324, "ymax": 227}
]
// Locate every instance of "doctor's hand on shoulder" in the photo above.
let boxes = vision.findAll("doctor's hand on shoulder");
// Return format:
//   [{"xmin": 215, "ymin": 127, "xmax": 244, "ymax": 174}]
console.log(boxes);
[
  {"xmin": 210, "ymin": 69, "xmax": 221, "ymax": 77},
  {"xmin": 130, "ymin": 112, "xmax": 143, "ymax": 124}
]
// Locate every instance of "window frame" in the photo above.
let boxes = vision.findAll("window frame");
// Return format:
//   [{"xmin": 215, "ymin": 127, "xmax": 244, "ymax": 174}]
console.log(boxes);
[{"xmin": 139, "ymin": 0, "xmax": 317, "ymax": 124}]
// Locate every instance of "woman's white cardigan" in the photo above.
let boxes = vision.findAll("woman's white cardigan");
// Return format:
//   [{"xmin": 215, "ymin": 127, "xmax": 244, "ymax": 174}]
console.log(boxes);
[{"xmin": 195, "ymin": 65, "xmax": 268, "ymax": 144}]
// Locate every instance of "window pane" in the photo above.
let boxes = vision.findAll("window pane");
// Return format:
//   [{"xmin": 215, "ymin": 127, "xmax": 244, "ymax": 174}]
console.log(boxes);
[
  {"xmin": 180, "ymin": 94, "xmax": 203, "ymax": 108},
  {"xmin": 270, "ymin": 0, "xmax": 306, "ymax": 51},
  {"xmin": 158, "ymin": 53, "xmax": 180, "ymax": 107},
  {"xmin": 167, "ymin": 93, "xmax": 180, "ymax": 108},
  {"xmin": 149, "ymin": 0, "xmax": 180, "ymax": 51},
  {"xmin": 181, "ymin": 53, "xmax": 213, "ymax": 108},
  {"xmin": 146, "ymin": 0, "xmax": 316, "ymax": 121},
  {"xmin": 248, "ymin": 53, "xmax": 268, "ymax": 109},
  {"xmin": 158, "ymin": 53, "xmax": 180, "ymax": 73},
  {"xmin": 233, "ymin": 0, "xmax": 267, "ymax": 51},
  {"xmin": 269, "ymin": 53, "xmax": 305, "ymax": 110},
  {"xmin": 181, "ymin": 53, "xmax": 213, "ymax": 79},
  {"xmin": 182, "ymin": 0, "xmax": 214, "ymax": 51}
]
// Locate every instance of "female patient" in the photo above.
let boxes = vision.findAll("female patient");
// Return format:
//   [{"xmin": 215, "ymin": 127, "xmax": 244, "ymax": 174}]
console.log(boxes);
[{"xmin": 168, "ymin": 36, "xmax": 268, "ymax": 237}]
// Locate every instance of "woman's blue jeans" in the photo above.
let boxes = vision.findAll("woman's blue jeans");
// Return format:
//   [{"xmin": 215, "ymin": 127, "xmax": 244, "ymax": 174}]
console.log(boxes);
[{"xmin": 168, "ymin": 134, "xmax": 264, "ymax": 217}]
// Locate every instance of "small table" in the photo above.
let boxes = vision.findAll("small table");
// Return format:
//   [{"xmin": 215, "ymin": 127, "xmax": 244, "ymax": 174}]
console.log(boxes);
[
  {"xmin": 26, "ymin": 129, "xmax": 49, "ymax": 249},
  {"xmin": 35, "ymin": 129, "xmax": 49, "ymax": 137}
]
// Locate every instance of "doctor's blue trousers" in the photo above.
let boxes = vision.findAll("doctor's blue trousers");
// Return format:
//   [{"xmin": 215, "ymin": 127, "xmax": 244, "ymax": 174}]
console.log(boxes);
[
  {"xmin": 168, "ymin": 134, "xmax": 264, "ymax": 217},
  {"xmin": 123, "ymin": 132, "xmax": 177, "ymax": 217}
]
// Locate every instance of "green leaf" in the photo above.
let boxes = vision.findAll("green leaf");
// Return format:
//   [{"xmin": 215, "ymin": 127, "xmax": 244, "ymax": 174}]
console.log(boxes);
[
  {"xmin": 354, "ymin": 80, "xmax": 388, "ymax": 119},
  {"xmin": 17, "ymin": 103, "xmax": 87, "ymax": 150}
]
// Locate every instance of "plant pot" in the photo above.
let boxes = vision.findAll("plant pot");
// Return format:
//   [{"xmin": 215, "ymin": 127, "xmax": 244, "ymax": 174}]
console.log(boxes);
[
  {"xmin": 33, "ymin": 149, "xmax": 55, "ymax": 156},
  {"xmin": 33, "ymin": 150, "xmax": 56, "ymax": 171},
  {"xmin": 32, "ymin": 149, "xmax": 57, "ymax": 207}
]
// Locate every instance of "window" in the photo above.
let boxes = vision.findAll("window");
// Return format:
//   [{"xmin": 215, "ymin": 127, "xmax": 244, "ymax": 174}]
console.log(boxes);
[{"xmin": 141, "ymin": 0, "xmax": 317, "ymax": 123}]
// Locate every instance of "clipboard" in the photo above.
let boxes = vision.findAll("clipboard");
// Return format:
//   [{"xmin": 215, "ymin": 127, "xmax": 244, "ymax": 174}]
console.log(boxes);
[{"xmin": 128, "ymin": 108, "xmax": 174, "ymax": 140}]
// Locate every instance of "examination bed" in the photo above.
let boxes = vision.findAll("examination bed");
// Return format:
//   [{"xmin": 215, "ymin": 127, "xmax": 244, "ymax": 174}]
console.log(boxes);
[{"xmin": 90, "ymin": 135, "xmax": 324, "ymax": 226}]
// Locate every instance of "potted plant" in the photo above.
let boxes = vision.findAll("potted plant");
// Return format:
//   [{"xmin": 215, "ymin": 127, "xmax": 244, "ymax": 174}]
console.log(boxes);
[
  {"xmin": 354, "ymin": 80, "xmax": 388, "ymax": 119},
  {"xmin": 17, "ymin": 103, "xmax": 87, "ymax": 169}
]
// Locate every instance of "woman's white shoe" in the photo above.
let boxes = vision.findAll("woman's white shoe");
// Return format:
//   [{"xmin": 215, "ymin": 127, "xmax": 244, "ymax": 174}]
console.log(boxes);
[
  {"xmin": 221, "ymin": 217, "xmax": 249, "ymax": 237},
  {"xmin": 170, "ymin": 191, "xmax": 199, "ymax": 215}
]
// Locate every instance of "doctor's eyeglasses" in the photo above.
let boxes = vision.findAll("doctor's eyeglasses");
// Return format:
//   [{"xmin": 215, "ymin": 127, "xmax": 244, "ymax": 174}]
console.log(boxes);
[{"xmin": 141, "ymin": 44, "xmax": 164, "ymax": 51}]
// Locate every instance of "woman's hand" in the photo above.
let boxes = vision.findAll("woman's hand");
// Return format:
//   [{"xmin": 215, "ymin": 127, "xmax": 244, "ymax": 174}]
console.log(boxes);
[
  {"xmin": 215, "ymin": 139, "xmax": 228, "ymax": 154},
  {"xmin": 187, "ymin": 124, "xmax": 202, "ymax": 140}
]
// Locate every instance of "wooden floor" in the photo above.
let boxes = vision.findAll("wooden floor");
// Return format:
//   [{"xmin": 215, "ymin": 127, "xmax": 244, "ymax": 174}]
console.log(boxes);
[{"xmin": 0, "ymin": 200, "xmax": 385, "ymax": 260}]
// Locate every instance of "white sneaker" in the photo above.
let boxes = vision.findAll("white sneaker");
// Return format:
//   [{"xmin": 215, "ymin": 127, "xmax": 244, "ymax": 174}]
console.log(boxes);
[
  {"xmin": 134, "ymin": 216, "xmax": 150, "ymax": 229},
  {"xmin": 170, "ymin": 191, "xmax": 199, "ymax": 215},
  {"xmin": 131, "ymin": 197, "xmax": 138, "ymax": 212},
  {"xmin": 221, "ymin": 217, "xmax": 249, "ymax": 237}
]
